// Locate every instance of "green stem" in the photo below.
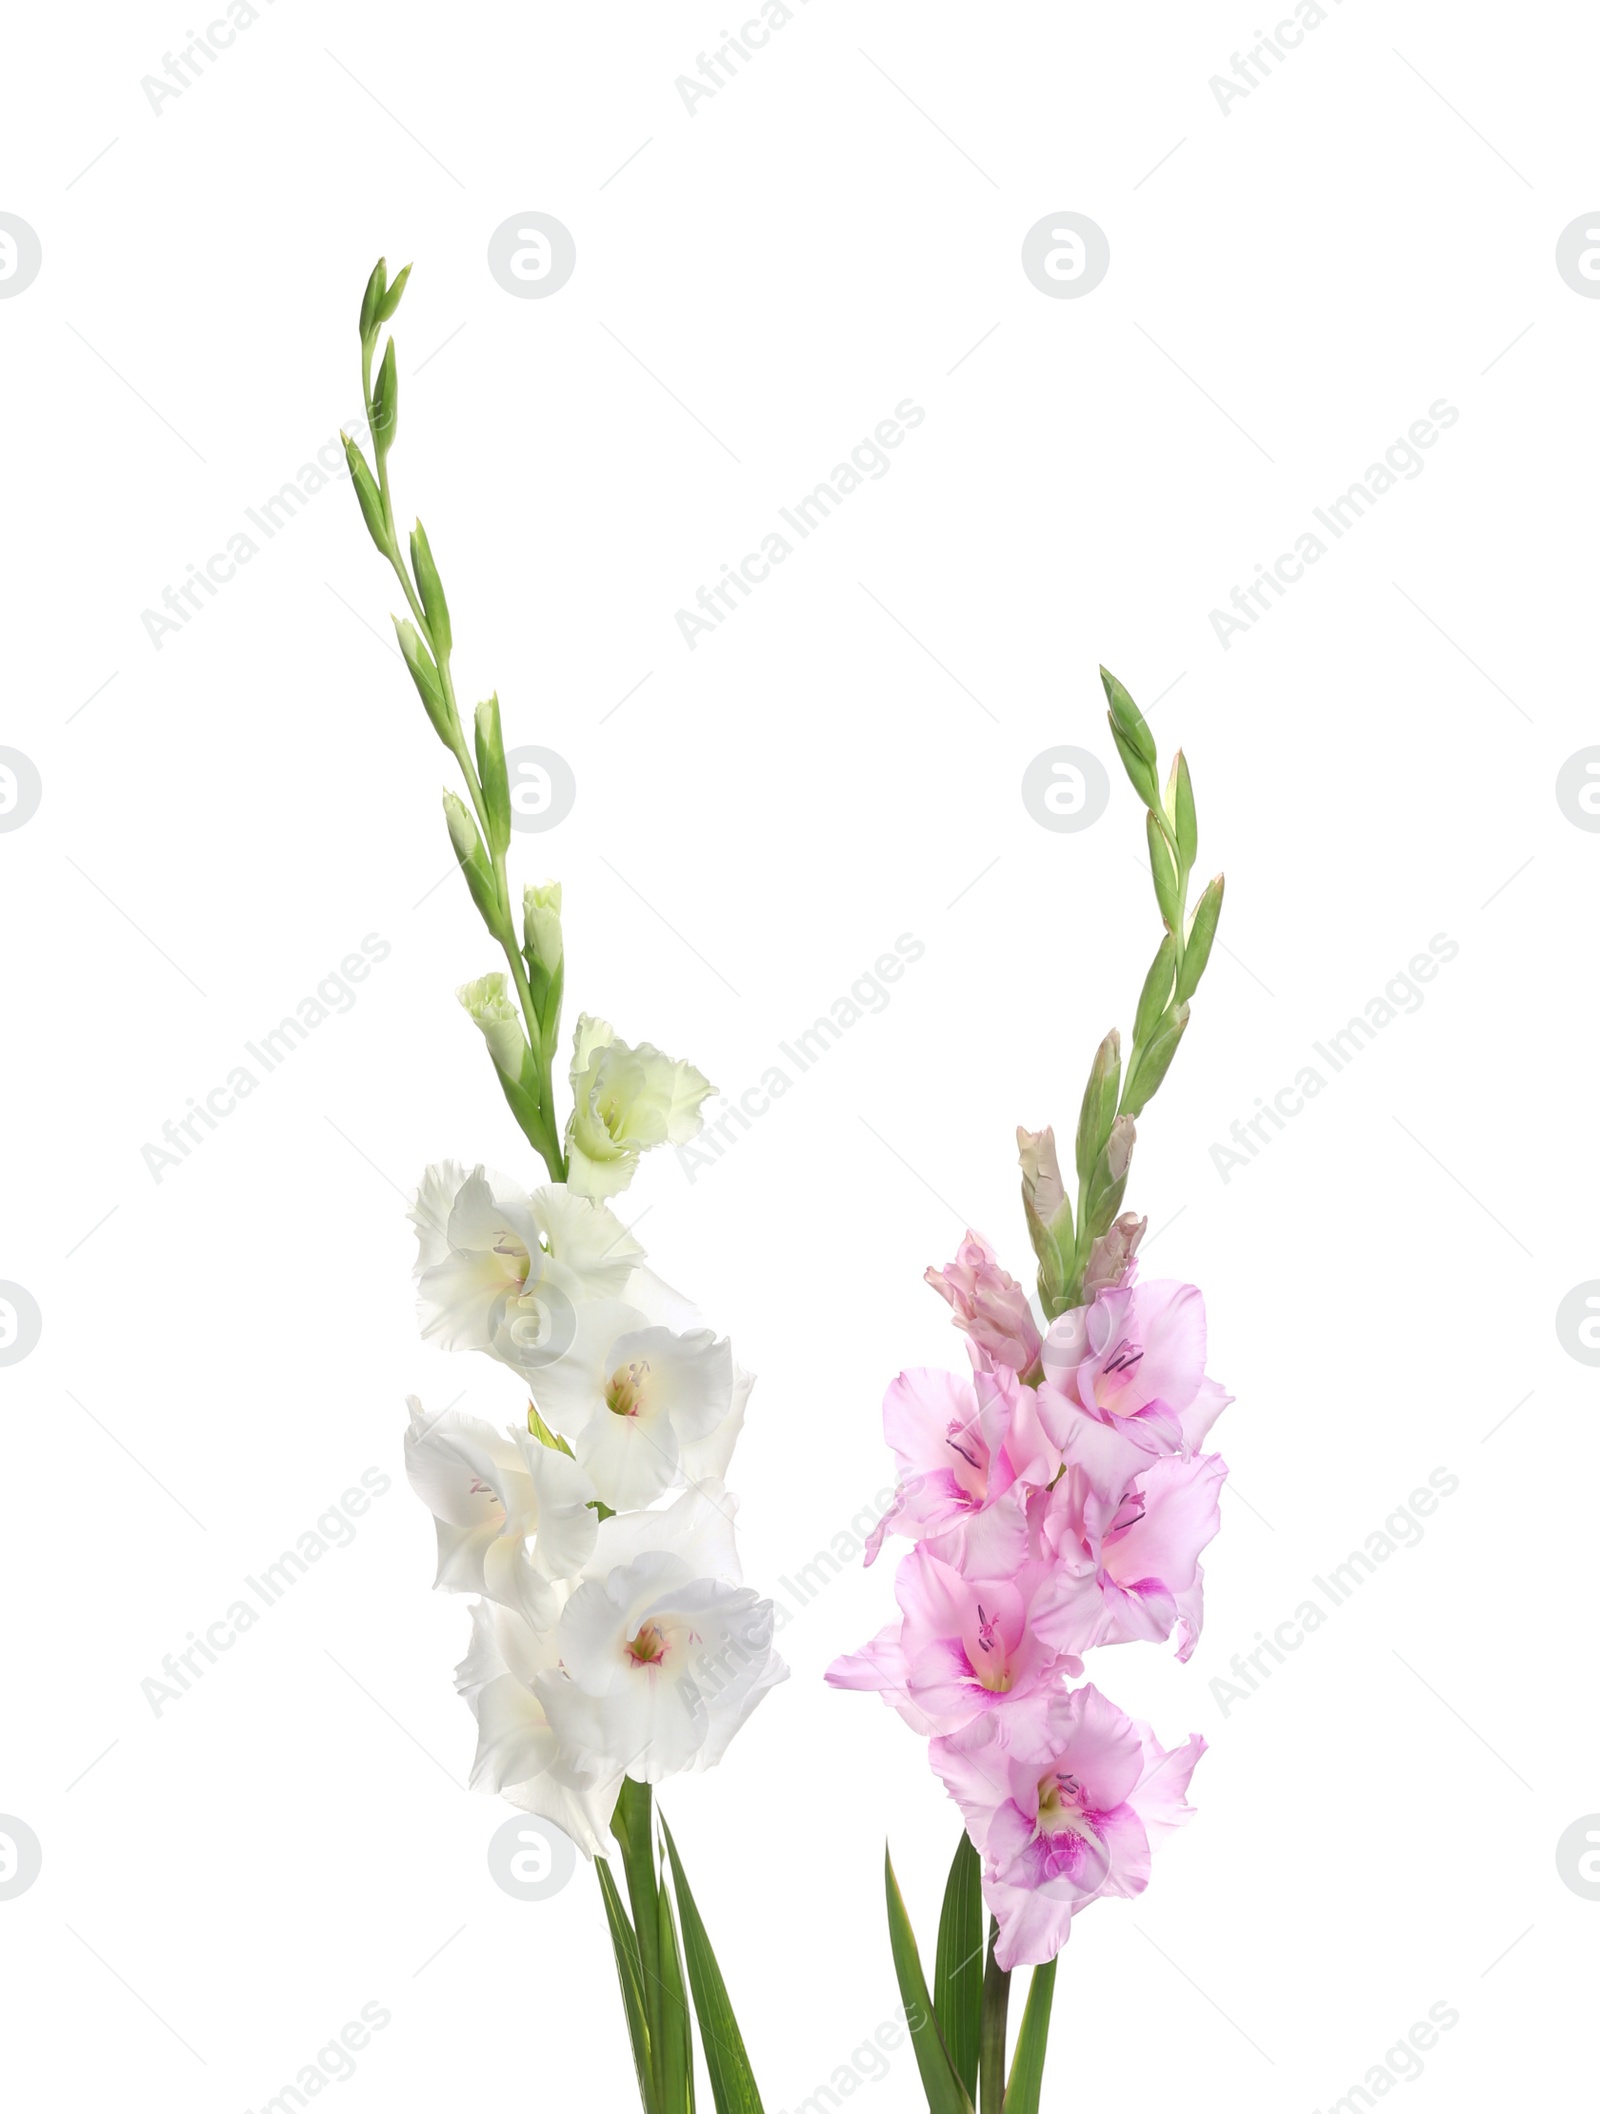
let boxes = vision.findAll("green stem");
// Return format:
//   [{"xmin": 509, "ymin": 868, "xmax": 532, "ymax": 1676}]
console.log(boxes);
[
  {"xmin": 615, "ymin": 1783, "xmax": 668, "ymax": 2109},
  {"xmin": 360, "ymin": 349, "xmax": 567, "ymax": 1183},
  {"xmin": 979, "ymin": 1917, "xmax": 1010, "ymax": 2114}
]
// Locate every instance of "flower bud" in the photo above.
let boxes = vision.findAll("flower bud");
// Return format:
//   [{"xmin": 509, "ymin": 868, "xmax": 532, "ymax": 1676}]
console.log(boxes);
[
  {"xmin": 1018, "ymin": 1125, "xmax": 1069, "ymax": 1233},
  {"xmin": 443, "ymin": 791, "xmax": 500, "ymax": 929},
  {"xmin": 456, "ymin": 972, "xmax": 529, "ymax": 1080},
  {"xmin": 1082, "ymin": 1212, "xmax": 1146, "ymax": 1300},
  {"xmin": 1104, "ymin": 1113, "xmax": 1135, "ymax": 1183},
  {"xmin": 523, "ymin": 881, "xmax": 563, "ymax": 978},
  {"xmin": 1018, "ymin": 1125, "xmax": 1074, "ymax": 1313},
  {"xmin": 1074, "ymin": 1030, "xmax": 1121, "ymax": 1188}
]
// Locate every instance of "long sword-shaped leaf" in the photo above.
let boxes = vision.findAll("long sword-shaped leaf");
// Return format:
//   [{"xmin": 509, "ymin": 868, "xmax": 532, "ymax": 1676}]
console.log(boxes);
[
  {"xmin": 885, "ymin": 1847, "xmax": 975, "ymax": 2114},
  {"xmin": 597, "ymin": 1859, "xmax": 657, "ymax": 2114},
  {"xmin": 933, "ymin": 1832, "xmax": 983, "ymax": 2100},
  {"xmin": 1001, "ymin": 1958, "xmax": 1057, "ymax": 2114},
  {"xmin": 656, "ymin": 1862, "xmax": 696, "ymax": 2114},
  {"xmin": 660, "ymin": 1817, "xmax": 765, "ymax": 2114}
]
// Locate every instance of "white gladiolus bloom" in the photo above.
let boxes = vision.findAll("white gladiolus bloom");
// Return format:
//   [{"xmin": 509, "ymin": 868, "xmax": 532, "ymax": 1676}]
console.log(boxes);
[
  {"xmin": 565, "ymin": 1015, "xmax": 714, "ymax": 1198},
  {"xmin": 456, "ymin": 1599, "xmax": 624, "ymax": 1859},
  {"xmin": 411, "ymin": 1164, "xmax": 645, "ymax": 1380},
  {"xmin": 528, "ymin": 1305, "xmax": 737, "ymax": 1511},
  {"xmin": 404, "ymin": 1399, "xmax": 599, "ymax": 1621},
  {"xmin": 536, "ymin": 1548, "xmax": 786, "ymax": 1782}
]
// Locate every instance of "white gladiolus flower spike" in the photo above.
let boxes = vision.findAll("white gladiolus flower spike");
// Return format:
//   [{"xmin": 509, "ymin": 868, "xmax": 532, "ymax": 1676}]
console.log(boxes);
[{"xmin": 565, "ymin": 1014, "xmax": 714, "ymax": 1198}]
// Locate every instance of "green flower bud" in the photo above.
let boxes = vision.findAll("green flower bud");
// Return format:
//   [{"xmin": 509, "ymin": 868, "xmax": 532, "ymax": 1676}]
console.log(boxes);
[
  {"xmin": 1074, "ymin": 1029, "xmax": 1121, "ymax": 1189},
  {"xmin": 1167, "ymin": 749, "xmax": 1197, "ymax": 868},
  {"xmin": 523, "ymin": 881, "xmax": 563, "ymax": 978},
  {"xmin": 474, "ymin": 694, "xmax": 511, "ymax": 857},
  {"xmin": 1177, "ymin": 874, "xmax": 1224, "ymax": 1003},
  {"xmin": 410, "ymin": 519, "xmax": 451, "ymax": 658},
  {"xmin": 393, "ymin": 618, "xmax": 455, "ymax": 746},
  {"xmin": 1146, "ymin": 811, "xmax": 1180, "ymax": 931},
  {"xmin": 1120, "ymin": 1003, "xmax": 1189, "ymax": 1117},
  {"xmin": 342, "ymin": 434, "xmax": 387, "ymax": 553},
  {"xmin": 371, "ymin": 337, "xmax": 398, "ymax": 457},
  {"xmin": 359, "ymin": 258, "xmax": 387, "ymax": 342},
  {"xmin": 443, "ymin": 791, "xmax": 500, "ymax": 929},
  {"xmin": 376, "ymin": 263, "xmax": 411, "ymax": 323}
]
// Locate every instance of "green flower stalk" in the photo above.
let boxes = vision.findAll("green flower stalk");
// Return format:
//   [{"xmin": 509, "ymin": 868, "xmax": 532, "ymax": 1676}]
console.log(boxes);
[
  {"xmin": 342, "ymin": 257, "xmax": 567, "ymax": 1182},
  {"xmin": 1023, "ymin": 666, "xmax": 1225, "ymax": 1319}
]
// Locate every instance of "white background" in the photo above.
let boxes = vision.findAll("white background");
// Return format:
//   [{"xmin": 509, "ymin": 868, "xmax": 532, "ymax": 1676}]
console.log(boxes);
[{"xmin": 2, "ymin": 3, "xmax": 1596, "ymax": 2108}]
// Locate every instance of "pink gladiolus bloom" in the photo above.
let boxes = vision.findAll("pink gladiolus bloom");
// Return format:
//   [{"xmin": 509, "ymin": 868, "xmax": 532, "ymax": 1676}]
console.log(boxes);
[
  {"xmin": 931, "ymin": 1682, "xmax": 1204, "ymax": 1970},
  {"xmin": 926, "ymin": 1232, "xmax": 1044, "ymax": 1379},
  {"xmin": 826, "ymin": 1538, "xmax": 1096, "ymax": 1735},
  {"xmin": 1037, "ymin": 1450, "xmax": 1227, "ymax": 1660},
  {"xmin": 1039, "ymin": 1279, "xmax": 1231, "ymax": 1494},
  {"xmin": 863, "ymin": 1366, "xmax": 1058, "ymax": 1572}
]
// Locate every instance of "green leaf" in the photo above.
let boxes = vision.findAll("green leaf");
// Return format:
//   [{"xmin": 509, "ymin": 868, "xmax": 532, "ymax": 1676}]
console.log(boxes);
[
  {"xmin": 1169, "ymin": 750, "xmax": 1197, "ymax": 869},
  {"xmin": 475, "ymin": 694, "xmax": 512, "ymax": 858},
  {"xmin": 1002, "ymin": 1959, "xmax": 1057, "ymax": 2114},
  {"xmin": 359, "ymin": 258, "xmax": 387, "ymax": 341},
  {"xmin": 885, "ymin": 1848, "xmax": 974, "ymax": 2114},
  {"xmin": 1177, "ymin": 873, "xmax": 1224, "ymax": 1003},
  {"xmin": 1146, "ymin": 811, "xmax": 1180, "ymax": 931},
  {"xmin": 597, "ymin": 1860, "xmax": 658, "ymax": 2114},
  {"xmin": 372, "ymin": 336, "xmax": 398, "ymax": 455},
  {"xmin": 1132, "ymin": 933, "xmax": 1176, "ymax": 1050},
  {"xmin": 1120, "ymin": 1002, "xmax": 1190, "ymax": 1117},
  {"xmin": 933, "ymin": 1833, "xmax": 983, "ymax": 2101},
  {"xmin": 662, "ymin": 1817, "xmax": 765, "ymax": 2114},
  {"xmin": 410, "ymin": 519, "xmax": 452, "ymax": 657},
  {"xmin": 1073, "ymin": 1030, "xmax": 1121, "ymax": 1189},
  {"xmin": 656, "ymin": 1869, "xmax": 695, "ymax": 2114},
  {"xmin": 376, "ymin": 262, "xmax": 411, "ymax": 322}
]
